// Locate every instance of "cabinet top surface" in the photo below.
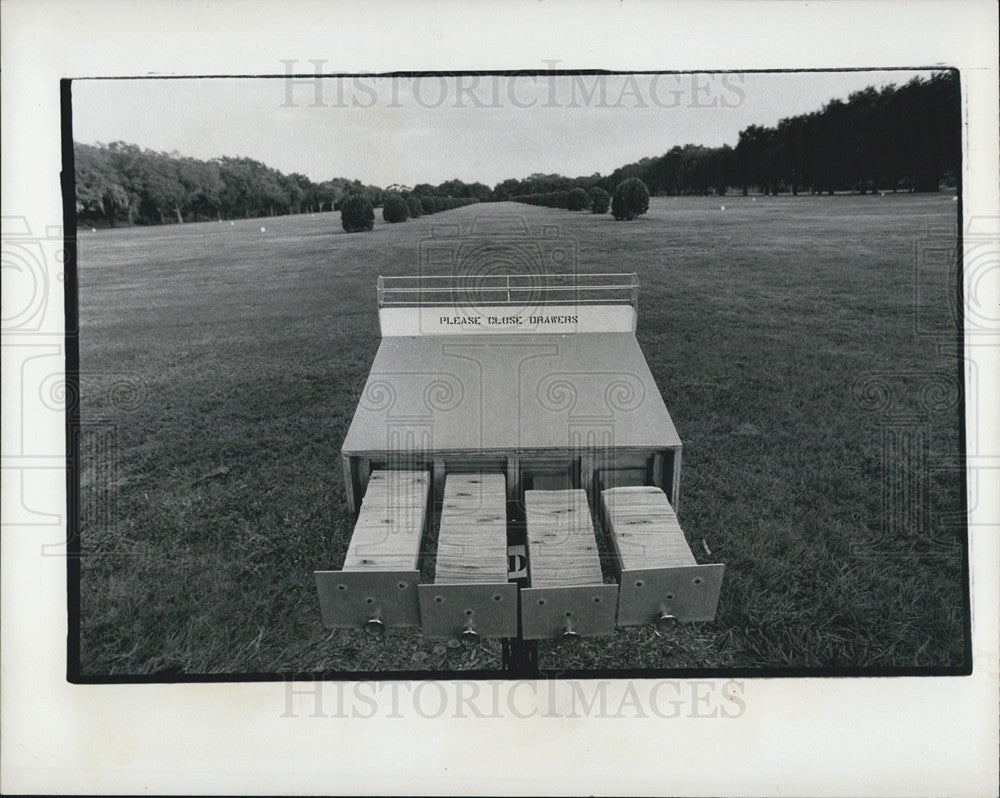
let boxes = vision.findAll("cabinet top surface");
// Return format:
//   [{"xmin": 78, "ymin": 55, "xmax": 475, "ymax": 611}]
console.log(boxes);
[{"xmin": 342, "ymin": 332, "xmax": 681, "ymax": 455}]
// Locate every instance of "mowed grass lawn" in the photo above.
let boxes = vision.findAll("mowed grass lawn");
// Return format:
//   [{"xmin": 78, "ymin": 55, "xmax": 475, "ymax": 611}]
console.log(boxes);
[{"xmin": 77, "ymin": 194, "xmax": 966, "ymax": 675}]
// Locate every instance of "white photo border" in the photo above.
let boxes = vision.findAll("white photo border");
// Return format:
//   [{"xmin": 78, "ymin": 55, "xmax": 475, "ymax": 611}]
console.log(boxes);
[{"xmin": 1, "ymin": 1, "xmax": 997, "ymax": 795}]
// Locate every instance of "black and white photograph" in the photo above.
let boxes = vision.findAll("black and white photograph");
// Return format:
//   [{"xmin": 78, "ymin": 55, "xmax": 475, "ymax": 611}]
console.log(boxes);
[
  {"xmin": 2, "ymin": 1, "xmax": 997, "ymax": 795},
  {"xmin": 67, "ymin": 68, "xmax": 968, "ymax": 677}
]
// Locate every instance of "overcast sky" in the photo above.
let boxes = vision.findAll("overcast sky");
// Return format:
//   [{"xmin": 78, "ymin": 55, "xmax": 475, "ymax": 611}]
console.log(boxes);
[{"xmin": 72, "ymin": 70, "xmax": 937, "ymax": 188}]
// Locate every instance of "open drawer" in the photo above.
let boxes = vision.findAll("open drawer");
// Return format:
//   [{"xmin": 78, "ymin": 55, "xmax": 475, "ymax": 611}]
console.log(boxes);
[
  {"xmin": 520, "ymin": 489, "xmax": 618, "ymax": 641},
  {"xmin": 600, "ymin": 485, "xmax": 724, "ymax": 629},
  {"xmin": 418, "ymin": 473, "xmax": 517, "ymax": 644},
  {"xmin": 314, "ymin": 469, "xmax": 429, "ymax": 634}
]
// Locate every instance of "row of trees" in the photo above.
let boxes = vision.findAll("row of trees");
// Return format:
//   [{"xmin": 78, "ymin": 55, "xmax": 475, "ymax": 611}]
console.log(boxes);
[
  {"xmin": 410, "ymin": 180, "xmax": 493, "ymax": 202},
  {"xmin": 600, "ymin": 145, "xmax": 733, "ymax": 197},
  {"xmin": 76, "ymin": 71, "xmax": 958, "ymax": 226},
  {"xmin": 75, "ymin": 142, "xmax": 386, "ymax": 227},
  {"xmin": 342, "ymin": 190, "xmax": 481, "ymax": 232},
  {"xmin": 511, "ymin": 186, "xmax": 600, "ymax": 211},
  {"xmin": 599, "ymin": 71, "xmax": 959, "ymax": 196},
  {"xmin": 74, "ymin": 141, "xmax": 502, "ymax": 227},
  {"xmin": 511, "ymin": 179, "xmax": 647, "ymax": 221},
  {"xmin": 732, "ymin": 72, "xmax": 959, "ymax": 195},
  {"xmin": 493, "ymin": 72, "xmax": 959, "ymax": 199}
]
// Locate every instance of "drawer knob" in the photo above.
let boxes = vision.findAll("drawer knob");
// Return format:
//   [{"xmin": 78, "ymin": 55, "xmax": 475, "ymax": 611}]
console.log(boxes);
[
  {"xmin": 561, "ymin": 619, "xmax": 580, "ymax": 645},
  {"xmin": 656, "ymin": 610, "xmax": 677, "ymax": 633},
  {"xmin": 460, "ymin": 624, "xmax": 480, "ymax": 648}
]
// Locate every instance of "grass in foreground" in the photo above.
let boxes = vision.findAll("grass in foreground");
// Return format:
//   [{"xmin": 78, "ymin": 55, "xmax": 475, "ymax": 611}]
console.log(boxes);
[{"xmin": 78, "ymin": 195, "xmax": 965, "ymax": 674}]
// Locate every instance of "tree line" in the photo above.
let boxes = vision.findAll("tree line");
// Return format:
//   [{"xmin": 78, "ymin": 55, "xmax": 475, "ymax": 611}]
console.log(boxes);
[
  {"xmin": 75, "ymin": 71, "xmax": 959, "ymax": 226},
  {"xmin": 730, "ymin": 71, "xmax": 959, "ymax": 195},
  {"xmin": 74, "ymin": 141, "xmax": 386, "ymax": 226},
  {"xmin": 501, "ymin": 71, "xmax": 959, "ymax": 198}
]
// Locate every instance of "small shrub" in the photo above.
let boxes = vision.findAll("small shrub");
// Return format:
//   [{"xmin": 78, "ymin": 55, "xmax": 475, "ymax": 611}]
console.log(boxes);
[
  {"xmin": 406, "ymin": 195, "xmax": 423, "ymax": 219},
  {"xmin": 588, "ymin": 186, "xmax": 611, "ymax": 214},
  {"xmin": 420, "ymin": 196, "xmax": 436, "ymax": 214},
  {"xmin": 611, "ymin": 177, "xmax": 650, "ymax": 221},
  {"xmin": 566, "ymin": 187, "xmax": 589, "ymax": 211},
  {"xmin": 340, "ymin": 193, "xmax": 375, "ymax": 232},
  {"xmin": 382, "ymin": 192, "xmax": 410, "ymax": 223}
]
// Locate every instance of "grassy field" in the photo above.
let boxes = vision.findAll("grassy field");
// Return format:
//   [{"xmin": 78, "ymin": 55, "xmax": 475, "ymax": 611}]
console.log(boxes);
[{"xmin": 77, "ymin": 194, "xmax": 966, "ymax": 675}]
